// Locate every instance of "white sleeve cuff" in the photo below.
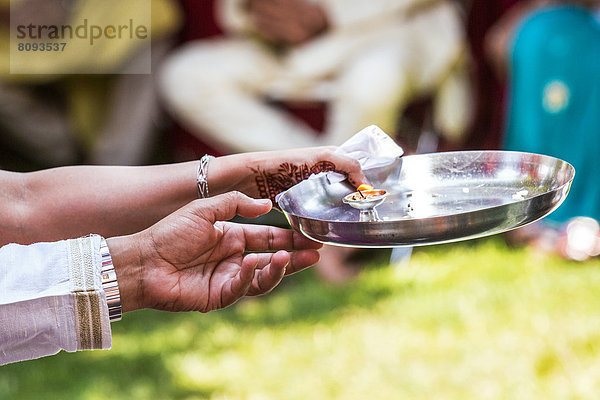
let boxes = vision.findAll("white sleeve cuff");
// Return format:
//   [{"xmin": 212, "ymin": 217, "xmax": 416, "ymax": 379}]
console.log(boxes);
[
  {"xmin": 66, "ymin": 235, "xmax": 112, "ymax": 352},
  {"xmin": 0, "ymin": 235, "xmax": 112, "ymax": 365}
]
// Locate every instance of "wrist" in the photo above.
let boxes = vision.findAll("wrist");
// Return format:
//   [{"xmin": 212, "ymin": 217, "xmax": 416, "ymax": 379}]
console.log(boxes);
[
  {"xmin": 100, "ymin": 238, "xmax": 122, "ymax": 322},
  {"xmin": 207, "ymin": 153, "xmax": 257, "ymax": 197},
  {"xmin": 106, "ymin": 235, "xmax": 145, "ymax": 313}
]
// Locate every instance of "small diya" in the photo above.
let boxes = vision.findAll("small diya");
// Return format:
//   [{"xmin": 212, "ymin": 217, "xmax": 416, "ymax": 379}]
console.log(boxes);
[{"xmin": 343, "ymin": 184, "xmax": 388, "ymax": 221}]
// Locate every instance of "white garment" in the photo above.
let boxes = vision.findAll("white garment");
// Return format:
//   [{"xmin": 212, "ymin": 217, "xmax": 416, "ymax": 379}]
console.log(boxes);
[
  {"xmin": 158, "ymin": 0, "xmax": 471, "ymax": 153},
  {"xmin": 0, "ymin": 235, "xmax": 111, "ymax": 365}
]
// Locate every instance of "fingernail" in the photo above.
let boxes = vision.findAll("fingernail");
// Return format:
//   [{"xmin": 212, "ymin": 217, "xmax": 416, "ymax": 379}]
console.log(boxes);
[{"xmin": 257, "ymin": 199, "xmax": 272, "ymax": 206}]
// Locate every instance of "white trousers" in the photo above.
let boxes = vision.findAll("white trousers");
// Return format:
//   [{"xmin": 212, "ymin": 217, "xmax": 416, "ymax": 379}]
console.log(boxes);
[{"xmin": 159, "ymin": 2, "xmax": 469, "ymax": 152}]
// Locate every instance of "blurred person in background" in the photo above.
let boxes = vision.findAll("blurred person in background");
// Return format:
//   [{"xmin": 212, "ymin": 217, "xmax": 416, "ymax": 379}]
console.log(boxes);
[
  {"xmin": 0, "ymin": 0, "xmax": 182, "ymax": 169},
  {"xmin": 486, "ymin": 0, "xmax": 600, "ymax": 260},
  {"xmin": 158, "ymin": 0, "xmax": 473, "ymax": 153}
]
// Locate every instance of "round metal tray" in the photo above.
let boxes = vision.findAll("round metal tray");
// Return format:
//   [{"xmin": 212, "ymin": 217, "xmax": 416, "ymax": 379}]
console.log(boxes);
[{"xmin": 277, "ymin": 151, "xmax": 574, "ymax": 248}]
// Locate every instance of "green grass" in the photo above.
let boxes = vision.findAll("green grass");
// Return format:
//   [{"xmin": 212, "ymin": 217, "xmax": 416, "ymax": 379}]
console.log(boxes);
[{"xmin": 3, "ymin": 238, "xmax": 600, "ymax": 399}]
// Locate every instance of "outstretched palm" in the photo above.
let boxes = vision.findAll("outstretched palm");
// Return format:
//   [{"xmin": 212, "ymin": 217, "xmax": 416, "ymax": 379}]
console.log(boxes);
[{"xmin": 133, "ymin": 192, "xmax": 321, "ymax": 312}]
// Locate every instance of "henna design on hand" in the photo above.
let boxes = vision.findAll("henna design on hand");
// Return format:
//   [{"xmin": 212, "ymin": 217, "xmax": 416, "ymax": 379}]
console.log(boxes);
[{"xmin": 252, "ymin": 161, "xmax": 336, "ymax": 203}]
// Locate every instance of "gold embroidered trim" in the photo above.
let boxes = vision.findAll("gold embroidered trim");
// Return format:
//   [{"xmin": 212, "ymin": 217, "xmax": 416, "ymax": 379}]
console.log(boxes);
[
  {"xmin": 81, "ymin": 236, "xmax": 95, "ymax": 289},
  {"xmin": 69, "ymin": 239, "xmax": 84, "ymax": 291},
  {"xmin": 76, "ymin": 293, "xmax": 91, "ymax": 350},
  {"xmin": 69, "ymin": 236, "xmax": 107, "ymax": 350},
  {"xmin": 89, "ymin": 292, "xmax": 103, "ymax": 349}
]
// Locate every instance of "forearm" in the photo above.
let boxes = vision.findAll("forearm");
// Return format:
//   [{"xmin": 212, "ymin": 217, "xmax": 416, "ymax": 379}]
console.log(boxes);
[
  {"xmin": 207, "ymin": 152, "xmax": 269, "ymax": 198},
  {"xmin": 0, "ymin": 162, "xmax": 198, "ymax": 246},
  {"xmin": 0, "ymin": 147, "xmax": 362, "ymax": 246}
]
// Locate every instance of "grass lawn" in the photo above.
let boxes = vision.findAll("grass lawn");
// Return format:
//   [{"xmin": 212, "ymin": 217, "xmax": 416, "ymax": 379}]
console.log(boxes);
[{"xmin": 3, "ymin": 237, "xmax": 600, "ymax": 399}]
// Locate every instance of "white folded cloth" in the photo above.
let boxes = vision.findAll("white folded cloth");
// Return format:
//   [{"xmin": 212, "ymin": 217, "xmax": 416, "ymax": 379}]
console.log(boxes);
[
  {"xmin": 276, "ymin": 125, "xmax": 403, "ymax": 203},
  {"xmin": 318, "ymin": 124, "xmax": 404, "ymax": 184}
]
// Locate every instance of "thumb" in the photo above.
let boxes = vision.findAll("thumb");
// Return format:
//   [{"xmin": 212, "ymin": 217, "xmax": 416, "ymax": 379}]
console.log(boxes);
[{"xmin": 197, "ymin": 191, "xmax": 273, "ymax": 223}]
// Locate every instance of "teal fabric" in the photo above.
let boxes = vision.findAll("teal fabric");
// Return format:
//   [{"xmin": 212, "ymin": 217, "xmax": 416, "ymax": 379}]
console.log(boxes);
[{"xmin": 504, "ymin": 5, "xmax": 600, "ymax": 223}]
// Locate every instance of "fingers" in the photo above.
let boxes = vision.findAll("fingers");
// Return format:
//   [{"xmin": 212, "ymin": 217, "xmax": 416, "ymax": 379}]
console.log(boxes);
[
  {"xmin": 252, "ymin": 250, "xmax": 321, "ymax": 276},
  {"xmin": 253, "ymin": 17, "xmax": 307, "ymax": 45},
  {"xmin": 195, "ymin": 192, "xmax": 273, "ymax": 223},
  {"xmin": 248, "ymin": 0, "xmax": 286, "ymax": 17},
  {"xmin": 285, "ymin": 250, "xmax": 321, "ymax": 275},
  {"xmin": 321, "ymin": 150, "xmax": 370, "ymax": 188},
  {"xmin": 219, "ymin": 254, "xmax": 258, "ymax": 310},
  {"xmin": 224, "ymin": 247, "xmax": 321, "ymax": 300},
  {"xmin": 246, "ymin": 249, "xmax": 320, "ymax": 296},
  {"xmin": 242, "ymin": 224, "xmax": 323, "ymax": 252},
  {"xmin": 236, "ymin": 254, "xmax": 259, "ymax": 295},
  {"xmin": 299, "ymin": 146, "xmax": 369, "ymax": 188},
  {"xmin": 251, "ymin": 250, "xmax": 289, "ymax": 296},
  {"xmin": 245, "ymin": 250, "xmax": 320, "ymax": 296}
]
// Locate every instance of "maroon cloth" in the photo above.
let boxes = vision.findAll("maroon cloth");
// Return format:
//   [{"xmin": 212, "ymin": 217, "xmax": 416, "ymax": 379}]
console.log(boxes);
[
  {"xmin": 463, "ymin": 0, "xmax": 522, "ymax": 150},
  {"xmin": 178, "ymin": 0, "xmax": 224, "ymax": 40}
]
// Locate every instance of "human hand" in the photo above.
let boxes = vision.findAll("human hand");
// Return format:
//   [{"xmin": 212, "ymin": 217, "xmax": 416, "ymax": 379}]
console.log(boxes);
[
  {"xmin": 210, "ymin": 146, "xmax": 369, "ymax": 203},
  {"xmin": 107, "ymin": 192, "xmax": 323, "ymax": 313},
  {"xmin": 247, "ymin": 0, "xmax": 328, "ymax": 46}
]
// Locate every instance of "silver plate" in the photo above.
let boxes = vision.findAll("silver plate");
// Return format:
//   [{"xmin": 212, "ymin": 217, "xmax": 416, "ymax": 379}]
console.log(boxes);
[{"xmin": 277, "ymin": 151, "xmax": 575, "ymax": 248}]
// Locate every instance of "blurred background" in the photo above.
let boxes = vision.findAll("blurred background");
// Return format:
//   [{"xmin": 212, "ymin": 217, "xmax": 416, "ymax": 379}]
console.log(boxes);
[{"xmin": 1, "ymin": 0, "xmax": 600, "ymax": 398}]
